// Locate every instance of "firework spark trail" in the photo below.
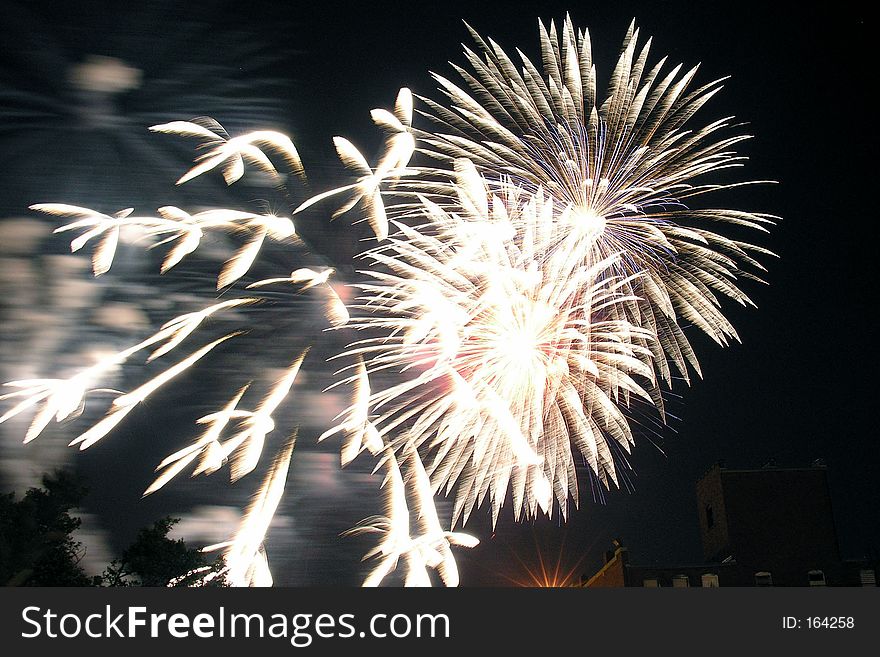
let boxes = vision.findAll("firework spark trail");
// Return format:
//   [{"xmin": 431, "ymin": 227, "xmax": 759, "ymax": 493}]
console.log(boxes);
[
  {"xmin": 344, "ymin": 442, "xmax": 478, "ymax": 587},
  {"xmin": 32, "ymin": 199, "xmax": 297, "ymax": 285},
  {"xmin": 0, "ymin": 17, "xmax": 772, "ymax": 586},
  {"xmin": 0, "ymin": 300, "xmax": 253, "ymax": 444},
  {"xmin": 201, "ymin": 435, "xmax": 298, "ymax": 587},
  {"xmin": 148, "ymin": 119, "xmax": 305, "ymax": 186}
]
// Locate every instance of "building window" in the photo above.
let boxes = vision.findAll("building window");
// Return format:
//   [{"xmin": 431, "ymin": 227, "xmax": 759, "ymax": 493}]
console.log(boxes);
[
  {"xmin": 672, "ymin": 575, "xmax": 690, "ymax": 588},
  {"xmin": 754, "ymin": 571, "xmax": 773, "ymax": 587},
  {"xmin": 808, "ymin": 570, "xmax": 826, "ymax": 586},
  {"xmin": 860, "ymin": 569, "xmax": 876, "ymax": 586},
  {"xmin": 705, "ymin": 505, "xmax": 714, "ymax": 529},
  {"xmin": 701, "ymin": 573, "xmax": 720, "ymax": 587},
  {"xmin": 642, "ymin": 578, "xmax": 659, "ymax": 587}
]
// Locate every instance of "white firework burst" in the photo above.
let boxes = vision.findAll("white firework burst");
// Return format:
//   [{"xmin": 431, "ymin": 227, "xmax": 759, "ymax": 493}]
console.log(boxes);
[
  {"xmin": 403, "ymin": 16, "xmax": 776, "ymax": 401},
  {"xmin": 334, "ymin": 173, "xmax": 658, "ymax": 525}
]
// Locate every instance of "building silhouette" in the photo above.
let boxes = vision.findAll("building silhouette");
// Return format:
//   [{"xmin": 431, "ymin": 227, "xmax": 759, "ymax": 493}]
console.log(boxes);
[{"xmin": 584, "ymin": 462, "xmax": 877, "ymax": 587}]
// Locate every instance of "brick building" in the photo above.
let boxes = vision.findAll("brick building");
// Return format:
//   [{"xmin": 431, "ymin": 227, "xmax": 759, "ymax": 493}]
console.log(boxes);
[{"xmin": 584, "ymin": 463, "xmax": 877, "ymax": 587}]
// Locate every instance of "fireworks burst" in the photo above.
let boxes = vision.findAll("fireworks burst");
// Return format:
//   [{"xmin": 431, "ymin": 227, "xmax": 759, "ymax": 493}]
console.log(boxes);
[
  {"xmin": 1, "ymin": 16, "xmax": 773, "ymax": 586},
  {"xmin": 336, "ymin": 179, "xmax": 656, "ymax": 527},
  {"xmin": 421, "ymin": 20, "xmax": 776, "ymax": 393}
]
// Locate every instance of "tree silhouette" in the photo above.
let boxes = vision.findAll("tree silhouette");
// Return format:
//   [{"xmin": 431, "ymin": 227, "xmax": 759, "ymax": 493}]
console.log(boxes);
[
  {"xmin": 1, "ymin": 472, "xmax": 227, "ymax": 586},
  {"xmin": 0, "ymin": 470, "xmax": 94, "ymax": 586},
  {"xmin": 102, "ymin": 517, "xmax": 227, "ymax": 587}
]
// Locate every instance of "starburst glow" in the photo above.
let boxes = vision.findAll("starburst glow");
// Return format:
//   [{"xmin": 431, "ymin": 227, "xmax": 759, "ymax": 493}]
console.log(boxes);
[
  {"xmin": 1, "ymin": 16, "xmax": 774, "ymax": 586},
  {"xmin": 338, "ymin": 179, "xmax": 655, "ymax": 526},
  {"xmin": 407, "ymin": 18, "xmax": 776, "ymax": 398}
]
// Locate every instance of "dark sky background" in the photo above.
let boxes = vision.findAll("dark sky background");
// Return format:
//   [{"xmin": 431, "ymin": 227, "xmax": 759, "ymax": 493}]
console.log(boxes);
[{"xmin": 0, "ymin": 0, "xmax": 875, "ymax": 586}]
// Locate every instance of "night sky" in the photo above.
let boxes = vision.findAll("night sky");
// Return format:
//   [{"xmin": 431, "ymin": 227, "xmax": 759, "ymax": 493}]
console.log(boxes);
[{"xmin": 0, "ymin": 0, "xmax": 875, "ymax": 586}]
